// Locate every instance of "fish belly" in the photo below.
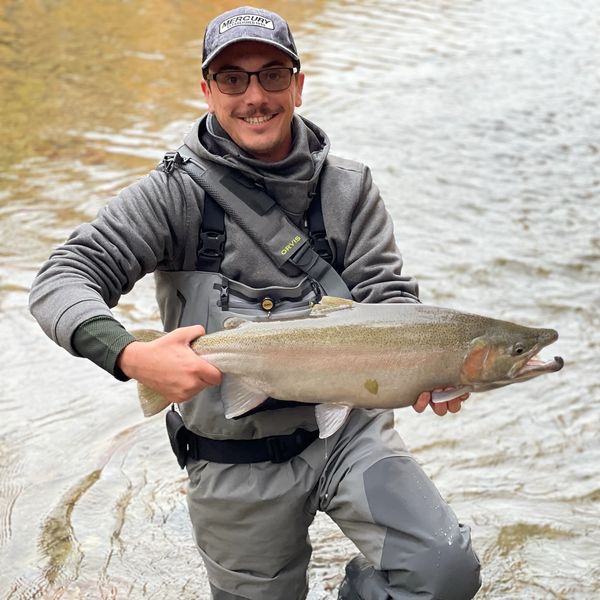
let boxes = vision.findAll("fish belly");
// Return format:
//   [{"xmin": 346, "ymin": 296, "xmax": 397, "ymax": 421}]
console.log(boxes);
[{"xmin": 205, "ymin": 347, "xmax": 452, "ymax": 409}]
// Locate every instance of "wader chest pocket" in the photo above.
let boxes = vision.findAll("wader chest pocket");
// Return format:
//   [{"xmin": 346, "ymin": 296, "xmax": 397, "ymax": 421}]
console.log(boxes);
[{"xmin": 219, "ymin": 276, "xmax": 320, "ymax": 319}]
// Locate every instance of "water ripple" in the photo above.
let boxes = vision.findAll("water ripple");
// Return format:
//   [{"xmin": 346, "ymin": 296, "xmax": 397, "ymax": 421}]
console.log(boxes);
[{"xmin": 1, "ymin": 0, "xmax": 599, "ymax": 598}]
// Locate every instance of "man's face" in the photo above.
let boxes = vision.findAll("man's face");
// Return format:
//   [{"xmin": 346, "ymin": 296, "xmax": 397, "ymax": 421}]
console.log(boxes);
[{"xmin": 201, "ymin": 41, "xmax": 304, "ymax": 163}]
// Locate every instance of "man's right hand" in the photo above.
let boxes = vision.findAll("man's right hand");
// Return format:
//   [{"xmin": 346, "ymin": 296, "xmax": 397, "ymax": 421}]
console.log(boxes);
[{"xmin": 117, "ymin": 325, "xmax": 223, "ymax": 404}]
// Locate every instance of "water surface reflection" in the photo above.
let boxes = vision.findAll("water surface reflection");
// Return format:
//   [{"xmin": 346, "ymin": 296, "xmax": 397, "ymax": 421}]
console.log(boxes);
[{"xmin": 1, "ymin": 0, "xmax": 598, "ymax": 598}]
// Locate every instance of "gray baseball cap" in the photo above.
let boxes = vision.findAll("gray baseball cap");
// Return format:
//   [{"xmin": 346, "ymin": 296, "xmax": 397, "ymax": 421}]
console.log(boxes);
[{"xmin": 202, "ymin": 6, "xmax": 300, "ymax": 72}]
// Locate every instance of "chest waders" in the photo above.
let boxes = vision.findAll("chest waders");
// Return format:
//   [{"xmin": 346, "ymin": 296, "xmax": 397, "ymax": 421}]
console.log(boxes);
[{"xmin": 157, "ymin": 146, "xmax": 352, "ymax": 467}]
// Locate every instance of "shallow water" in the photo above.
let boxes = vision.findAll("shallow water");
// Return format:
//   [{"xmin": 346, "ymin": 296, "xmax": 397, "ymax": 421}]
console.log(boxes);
[{"xmin": 1, "ymin": 0, "xmax": 599, "ymax": 598}]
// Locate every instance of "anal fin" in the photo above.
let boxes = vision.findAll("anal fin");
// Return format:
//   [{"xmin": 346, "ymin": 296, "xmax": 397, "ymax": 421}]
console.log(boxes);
[{"xmin": 315, "ymin": 404, "xmax": 352, "ymax": 439}]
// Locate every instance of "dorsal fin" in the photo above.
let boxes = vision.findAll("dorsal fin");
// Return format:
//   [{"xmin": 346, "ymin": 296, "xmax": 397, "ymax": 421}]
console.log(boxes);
[
  {"xmin": 310, "ymin": 296, "xmax": 354, "ymax": 316},
  {"xmin": 132, "ymin": 329, "xmax": 165, "ymax": 343},
  {"xmin": 223, "ymin": 317, "xmax": 251, "ymax": 330}
]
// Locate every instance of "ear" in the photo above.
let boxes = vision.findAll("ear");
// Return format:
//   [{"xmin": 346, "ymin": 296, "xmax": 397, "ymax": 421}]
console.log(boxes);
[
  {"xmin": 201, "ymin": 79, "xmax": 215, "ymax": 113},
  {"xmin": 294, "ymin": 71, "xmax": 305, "ymax": 108}
]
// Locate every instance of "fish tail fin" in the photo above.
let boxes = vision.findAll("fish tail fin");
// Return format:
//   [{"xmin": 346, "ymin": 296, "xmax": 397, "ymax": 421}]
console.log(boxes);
[
  {"xmin": 128, "ymin": 329, "xmax": 170, "ymax": 416},
  {"xmin": 137, "ymin": 382, "xmax": 171, "ymax": 417},
  {"xmin": 131, "ymin": 329, "xmax": 165, "ymax": 343}
]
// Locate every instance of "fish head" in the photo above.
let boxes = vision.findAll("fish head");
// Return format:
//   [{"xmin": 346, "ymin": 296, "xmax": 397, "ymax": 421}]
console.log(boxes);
[{"xmin": 460, "ymin": 323, "xmax": 564, "ymax": 391}]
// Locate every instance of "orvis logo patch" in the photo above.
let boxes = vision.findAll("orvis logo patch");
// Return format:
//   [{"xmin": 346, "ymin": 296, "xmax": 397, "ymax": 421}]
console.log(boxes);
[
  {"xmin": 219, "ymin": 15, "xmax": 275, "ymax": 34},
  {"xmin": 280, "ymin": 235, "xmax": 302, "ymax": 256}
]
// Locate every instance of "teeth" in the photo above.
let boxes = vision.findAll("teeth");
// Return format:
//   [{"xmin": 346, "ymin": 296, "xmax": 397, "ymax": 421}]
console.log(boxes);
[{"xmin": 243, "ymin": 115, "xmax": 274, "ymax": 125}]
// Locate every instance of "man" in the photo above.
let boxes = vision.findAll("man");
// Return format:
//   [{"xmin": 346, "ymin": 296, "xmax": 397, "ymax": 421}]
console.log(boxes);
[{"xmin": 29, "ymin": 6, "xmax": 481, "ymax": 599}]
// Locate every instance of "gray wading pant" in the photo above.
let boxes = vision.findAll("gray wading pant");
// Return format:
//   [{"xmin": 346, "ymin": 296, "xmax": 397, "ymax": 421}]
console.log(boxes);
[{"xmin": 186, "ymin": 409, "xmax": 481, "ymax": 600}]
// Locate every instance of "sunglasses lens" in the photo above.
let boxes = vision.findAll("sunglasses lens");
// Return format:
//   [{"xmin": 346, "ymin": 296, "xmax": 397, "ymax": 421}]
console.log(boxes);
[
  {"xmin": 214, "ymin": 68, "xmax": 294, "ymax": 95},
  {"xmin": 215, "ymin": 72, "xmax": 249, "ymax": 94},
  {"xmin": 258, "ymin": 68, "xmax": 292, "ymax": 92}
]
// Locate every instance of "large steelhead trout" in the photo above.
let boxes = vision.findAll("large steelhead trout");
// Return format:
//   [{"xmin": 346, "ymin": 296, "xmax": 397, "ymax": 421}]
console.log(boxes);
[{"xmin": 136, "ymin": 297, "xmax": 564, "ymax": 437}]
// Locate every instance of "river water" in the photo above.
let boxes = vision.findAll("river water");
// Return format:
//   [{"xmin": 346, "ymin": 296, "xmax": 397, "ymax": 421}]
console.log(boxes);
[{"xmin": 1, "ymin": 0, "xmax": 598, "ymax": 598}]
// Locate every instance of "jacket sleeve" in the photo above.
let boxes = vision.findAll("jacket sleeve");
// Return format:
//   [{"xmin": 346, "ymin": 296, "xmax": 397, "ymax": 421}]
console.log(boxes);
[
  {"xmin": 334, "ymin": 162, "xmax": 420, "ymax": 304},
  {"xmin": 29, "ymin": 168, "xmax": 202, "ymax": 356}
]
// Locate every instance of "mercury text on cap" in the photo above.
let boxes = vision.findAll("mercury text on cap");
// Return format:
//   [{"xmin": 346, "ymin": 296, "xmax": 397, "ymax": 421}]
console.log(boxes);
[{"xmin": 219, "ymin": 15, "xmax": 275, "ymax": 34}]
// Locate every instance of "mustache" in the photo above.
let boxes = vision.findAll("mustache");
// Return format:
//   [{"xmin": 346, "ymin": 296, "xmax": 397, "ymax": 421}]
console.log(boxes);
[{"xmin": 234, "ymin": 107, "xmax": 280, "ymax": 119}]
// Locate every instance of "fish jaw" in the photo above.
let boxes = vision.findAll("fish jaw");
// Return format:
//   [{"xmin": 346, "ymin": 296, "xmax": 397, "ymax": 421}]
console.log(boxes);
[
  {"xmin": 472, "ymin": 354, "xmax": 564, "ymax": 392},
  {"xmin": 508, "ymin": 328, "xmax": 563, "ymax": 382},
  {"xmin": 509, "ymin": 353, "xmax": 564, "ymax": 382},
  {"xmin": 468, "ymin": 327, "xmax": 564, "ymax": 392}
]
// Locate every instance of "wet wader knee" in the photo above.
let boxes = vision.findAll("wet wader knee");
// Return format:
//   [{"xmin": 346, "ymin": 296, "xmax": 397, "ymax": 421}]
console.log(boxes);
[
  {"xmin": 337, "ymin": 545, "xmax": 481, "ymax": 600},
  {"xmin": 322, "ymin": 412, "xmax": 481, "ymax": 600},
  {"xmin": 363, "ymin": 458, "xmax": 481, "ymax": 600}
]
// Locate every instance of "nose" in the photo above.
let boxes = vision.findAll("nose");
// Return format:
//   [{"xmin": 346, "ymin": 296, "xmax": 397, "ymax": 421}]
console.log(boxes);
[{"xmin": 243, "ymin": 73, "xmax": 269, "ymax": 103}]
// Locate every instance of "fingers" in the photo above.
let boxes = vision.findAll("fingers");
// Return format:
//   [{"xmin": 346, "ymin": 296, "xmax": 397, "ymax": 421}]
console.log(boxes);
[
  {"xmin": 169, "ymin": 337, "xmax": 222, "ymax": 393},
  {"xmin": 172, "ymin": 326, "xmax": 222, "ymax": 387},
  {"xmin": 163, "ymin": 326, "xmax": 222, "ymax": 383},
  {"xmin": 198, "ymin": 359, "xmax": 223, "ymax": 386},
  {"xmin": 431, "ymin": 391, "xmax": 469, "ymax": 415},
  {"xmin": 431, "ymin": 399, "xmax": 448, "ymax": 416},
  {"xmin": 123, "ymin": 325, "xmax": 222, "ymax": 403},
  {"xmin": 158, "ymin": 357, "xmax": 222, "ymax": 404},
  {"xmin": 412, "ymin": 391, "xmax": 431, "ymax": 413},
  {"xmin": 413, "ymin": 387, "xmax": 470, "ymax": 416},
  {"xmin": 166, "ymin": 324, "xmax": 206, "ymax": 344},
  {"xmin": 447, "ymin": 394, "xmax": 468, "ymax": 413}
]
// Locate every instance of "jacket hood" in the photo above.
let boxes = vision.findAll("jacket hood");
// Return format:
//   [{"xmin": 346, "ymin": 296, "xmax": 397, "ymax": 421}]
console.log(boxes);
[{"xmin": 183, "ymin": 113, "xmax": 330, "ymax": 218}]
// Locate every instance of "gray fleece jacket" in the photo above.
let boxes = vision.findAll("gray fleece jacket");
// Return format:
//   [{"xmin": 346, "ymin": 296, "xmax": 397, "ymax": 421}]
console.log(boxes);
[{"xmin": 29, "ymin": 113, "xmax": 418, "ymax": 375}]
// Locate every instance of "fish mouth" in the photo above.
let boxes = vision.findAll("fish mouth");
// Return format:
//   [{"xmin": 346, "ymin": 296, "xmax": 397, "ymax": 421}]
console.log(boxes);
[
  {"xmin": 512, "ymin": 354, "xmax": 564, "ymax": 380},
  {"xmin": 509, "ymin": 330, "xmax": 564, "ymax": 381},
  {"xmin": 506, "ymin": 326, "xmax": 563, "ymax": 381}
]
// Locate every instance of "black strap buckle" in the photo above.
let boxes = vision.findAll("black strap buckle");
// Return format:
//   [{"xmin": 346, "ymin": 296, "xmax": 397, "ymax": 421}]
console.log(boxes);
[
  {"xmin": 198, "ymin": 230, "xmax": 226, "ymax": 258},
  {"xmin": 309, "ymin": 232, "xmax": 334, "ymax": 264},
  {"xmin": 162, "ymin": 151, "xmax": 184, "ymax": 174},
  {"xmin": 219, "ymin": 279, "xmax": 229, "ymax": 310}
]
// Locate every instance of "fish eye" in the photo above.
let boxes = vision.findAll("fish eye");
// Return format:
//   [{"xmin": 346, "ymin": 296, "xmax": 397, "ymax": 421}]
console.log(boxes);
[{"xmin": 512, "ymin": 343, "xmax": 525, "ymax": 356}]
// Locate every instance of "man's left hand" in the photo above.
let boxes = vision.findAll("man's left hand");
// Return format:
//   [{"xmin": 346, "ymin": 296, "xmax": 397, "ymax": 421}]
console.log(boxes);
[{"xmin": 412, "ymin": 389, "xmax": 470, "ymax": 416}]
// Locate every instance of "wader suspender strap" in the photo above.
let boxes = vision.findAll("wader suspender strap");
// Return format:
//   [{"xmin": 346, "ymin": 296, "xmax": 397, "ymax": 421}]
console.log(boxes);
[
  {"xmin": 306, "ymin": 182, "xmax": 335, "ymax": 267},
  {"xmin": 196, "ymin": 194, "xmax": 225, "ymax": 272},
  {"xmin": 196, "ymin": 167, "xmax": 336, "ymax": 274},
  {"xmin": 171, "ymin": 145, "xmax": 352, "ymax": 300}
]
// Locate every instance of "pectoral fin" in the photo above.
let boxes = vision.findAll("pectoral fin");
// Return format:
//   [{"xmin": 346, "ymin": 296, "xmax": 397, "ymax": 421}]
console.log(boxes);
[
  {"xmin": 315, "ymin": 404, "xmax": 352, "ymax": 438},
  {"xmin": 430, "ymin": 386, "xmax": 471, "ymax": 403},
  {"xmin": 221, "ymin": 375, "xmax": 269, "ymax": 418}
]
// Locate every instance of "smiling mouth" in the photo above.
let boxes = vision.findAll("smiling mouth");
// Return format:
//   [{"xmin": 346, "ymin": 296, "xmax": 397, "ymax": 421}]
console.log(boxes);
[{"xmin": 242, "ymin": 114, "xmax": 276, "ymax": 125}]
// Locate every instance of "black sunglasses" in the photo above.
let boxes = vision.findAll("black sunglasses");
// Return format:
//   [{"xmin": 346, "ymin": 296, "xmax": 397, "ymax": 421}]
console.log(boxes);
[{"xmin": 206, "ymin": 67, "xmax": 299, "ymax": 95}]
